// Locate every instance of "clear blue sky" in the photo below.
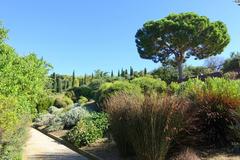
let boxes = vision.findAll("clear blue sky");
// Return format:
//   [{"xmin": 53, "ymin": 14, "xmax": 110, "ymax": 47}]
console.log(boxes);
[{"xmin": 1, "ymin": 0, "xmax": 239, "ymax": 75}]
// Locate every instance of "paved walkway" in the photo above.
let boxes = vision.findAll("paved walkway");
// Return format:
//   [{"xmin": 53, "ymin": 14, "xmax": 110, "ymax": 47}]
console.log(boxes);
[{"xmin": 24, "ymin": 128, "xmax": 88, "ymax": 160}]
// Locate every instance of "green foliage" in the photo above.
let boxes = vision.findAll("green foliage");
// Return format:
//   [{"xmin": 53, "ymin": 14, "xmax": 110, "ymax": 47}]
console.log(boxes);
[
  {"xmin": 136, "ymin": 12, "xmax": 230, "ymax": 80},
  {"xmin": 66, "ymin": 85, "xmax": 93, "ymax": 102},
  {"xmin": 96, "ymin": 81, "xmax": 142, "ymax": 109},
  {"xmin": 56, "ymin": 77, "xmax": 62, "ymax": 93},
  {"xmin": 78, "ymin": 96, "xmax": 88, "ymax": 106},
  {"xmin": 178, "ymin": 78, "xmax": 205, "ymax": 98},
  {"xmin": 72, "ymin": 70, "xmax": 75, "ymax": 87},
  {"xmin": 223, "ymin": 52, "xmax": 240, "ymax": 72},
  {"xmin": 88, "ymin": 78, "xmax": 106, "ymax": 99},
  {"xmin": 151, "ymin": 66, "xmax": 178, "ymax": 84},
  {"xmin": 184, "ymin": 66, "xmax": 213, "ymax": 78},
  {"xmin": 36, "ymin": 95, "xmax": 55, "ymax": 113},
  {"xmin": 85, "ymin": 112, "xmax": 109, "ymax": 132},
  {"xmin": 131, "ymin": 76, "xmax": 167, "ymax": 93},
  {"xmin": 0, "ymin": 96, "xmax": 30, "ymax": 159},
  {"xmin": 167, "ymin": 82, "xmax": 180, "ymax": 94},
  {"xmin": 65, "ymin": 112, "xmax": 108, "ymax": 147},
  {"xmin": 0, "ymin": 22, "xmax": 8, "ymax": 43},
  {"xmin": 0, "ymin": 23, "xmax": 50, "ymax": 159},
  {"xmin": 53, "ymin": 96, "xmax": 73, "ymax": 108},
  {"xmin": 65, "ymin": 120, "xmax": 101, "ymax": 147}
]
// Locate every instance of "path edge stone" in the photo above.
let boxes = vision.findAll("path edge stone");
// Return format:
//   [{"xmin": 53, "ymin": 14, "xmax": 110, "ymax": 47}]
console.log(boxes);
[{"xmin": 33, "ymin": 127, "xmax": 104, "ymax": 160}]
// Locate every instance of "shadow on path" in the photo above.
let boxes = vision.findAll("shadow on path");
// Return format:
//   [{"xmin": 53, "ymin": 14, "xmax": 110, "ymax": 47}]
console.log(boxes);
[{"xmin": 28, "ymin": 153, "xmax": 85, "ymax": 160}]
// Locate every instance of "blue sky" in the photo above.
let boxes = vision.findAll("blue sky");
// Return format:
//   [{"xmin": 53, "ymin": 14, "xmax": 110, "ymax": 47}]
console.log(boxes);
[{"xmin": 1, "ymin": 0, "xmax": 239, "ymax": 75}]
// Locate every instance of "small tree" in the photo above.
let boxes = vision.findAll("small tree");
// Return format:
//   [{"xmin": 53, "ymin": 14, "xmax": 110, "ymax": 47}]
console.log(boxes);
[
  {"xmin": 223, "ymin": 52, "xmax": 240, "ymax": 72},
  {"xmin": 144, "ymin": 68, "xmax": 147, "ymax": 75},
  {"xmin": 72, "ymin": 70, "xmax": 75, "ymax": 87},
  {"xmin": 121, "ymin": 69, "xmax": 125, "ymax": 77},
  {"xmin": 135, "ymin": 12, "xmax": 230, "ymax": 80},
  {"xmin": 130, "ymin": 66, "xmax": 134, "ymax": 77},
  {"xmin": 52, "ymin": 72, "xmax": 57, "ymax": 92},
  {"xmin": 111, "ymin": 70, "xmax": 114, "ymax": 77},
  {"xmin": 56, "ymin": 77, "xmax": 62, "ymax": 93}
]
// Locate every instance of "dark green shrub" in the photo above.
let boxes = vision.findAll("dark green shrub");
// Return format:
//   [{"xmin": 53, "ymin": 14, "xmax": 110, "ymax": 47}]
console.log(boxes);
[
  {"xmin": 105, "ymin": 93, "xmax": 190, "ymax": 160},
  {"xmin": 66, "ymin": 85, "xmax": 93, "ymax": 102},
  {"xmin": 223, "ymin": 52, "xmax": 240, "ymax": 72},
  {"xmin": 53, "ymin": 96, "xmax": 73, "ymax": 108},
  {"xmin": 88, "ymin": 79, "xmax": 106, "ymax": 99},
  {"xmin": 131, "ymin": 76, "xmax": 167, "ymax": 93}
]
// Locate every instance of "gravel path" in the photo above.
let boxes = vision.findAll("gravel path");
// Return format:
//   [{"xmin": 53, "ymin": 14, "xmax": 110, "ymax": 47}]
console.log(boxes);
[{"xmin": 24, "ymin": 128, "xmax": 88, "ymax": 160}]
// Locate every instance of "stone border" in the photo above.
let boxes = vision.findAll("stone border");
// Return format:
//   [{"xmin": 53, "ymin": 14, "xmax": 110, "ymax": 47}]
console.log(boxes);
[{"xmin": 33, "ymin": 127, "xmax": 104, "ymax": 160}]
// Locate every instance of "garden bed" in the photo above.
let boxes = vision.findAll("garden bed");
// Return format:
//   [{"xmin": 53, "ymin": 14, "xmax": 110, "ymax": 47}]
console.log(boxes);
[
  {"xmin": 36, "ymin": 126, "xmax": 240, "ymax": 160},
  {"xmin": 36, "ymin": 126, "xmax": 130, "ymax": 160}
]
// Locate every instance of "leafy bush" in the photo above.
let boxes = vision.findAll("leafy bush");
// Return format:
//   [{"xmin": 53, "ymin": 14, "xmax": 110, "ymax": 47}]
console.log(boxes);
[
  {"xmin": 131, "ymin": 76, "xmax": 167, "ymax": 93},
  {"xmin": 222, "ymin": 52, "xmax": 240, "ymax": 72},
  {"xmin": 78, "ymin": 96, "xmax": 88, "ymax": 106},
  {"xmin": 186, "ymin": 78, "xmax": 240, "ymax": 147},
  {"xmin": 105, "ymin": 93, "xmax": 190, "ymax": 160},
  {"xmin": 0, "ymin": 96, "xmax": 30, "ymax": 159},
  {"xmin": 0, "ymin": 25, "xmax": 50, "ymax": 159},
  {"xmin": 65, "ymin": 112, "xmax": 108, "ymax": 147},
  {"xmin": 85, "ymin": 112, "xmax": 109, "ymax": 133},
  {"xmin": 88, "ymin": 79, "xmax": 106, "ymax": 99},
  {"xmin": 53, "ymin": 96, "xmax": 73, "ymax": 108},
  {"xmin": 167, "ymin": 82, "xmax": 181, "ymax": 95},
  {"xmin": 178, "ymin": 78, "xmax": 205, "ymax": 98},
  {"xmin": 96, "ymin": 81, "xmax": 142, "ymax": 109},
  {"xmin": 36, "ymin": 95, "xmax": 55, "ymax": 113},
  {"xmin": 66, "ymin": 85, "xmax": 93, "ymax": 102}
]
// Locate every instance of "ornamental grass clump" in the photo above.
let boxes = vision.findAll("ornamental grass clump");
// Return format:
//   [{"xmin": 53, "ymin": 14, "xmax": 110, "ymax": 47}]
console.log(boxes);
[
  {"xmin": 105, "ymin": 92, "xmax": 142, "ymax": 157},
  {"xmin": 105, "ymin": 92, "xmax": 190, "ymax": 160}
]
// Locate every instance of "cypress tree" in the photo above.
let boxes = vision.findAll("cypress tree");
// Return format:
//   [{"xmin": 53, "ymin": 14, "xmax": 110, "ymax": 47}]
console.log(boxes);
[
  {"xmin": 56, "ymin": 77, "xmax": 62, "ymax": 93},
  {"xmin": 72, "ymin": 70, "xmax": 75, "ymax": 88},
  {"xmin": 52, "ymin": 72, "xmax": 57, "ymax": 92},
  {"xmin": 130, "ymin": 66, "xmax": 134, "ymax": 77},
  {"xmin": 125, "ymin": 69, "xmax": 128, "ymax": 75},
  {"xmin": 111, "ymin": 70, "xmax": 114, "ymax": 77},
  {"xmin": 84, "ymin": 74, "xmax": 87, "ymax": 85},
  {"xmin": 121, "ymin": 69, "xmax": 124, "ymax": 77},
  {"xmin": 144, "ymin": 67, "xmax": 147, "ymax": 75}
]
